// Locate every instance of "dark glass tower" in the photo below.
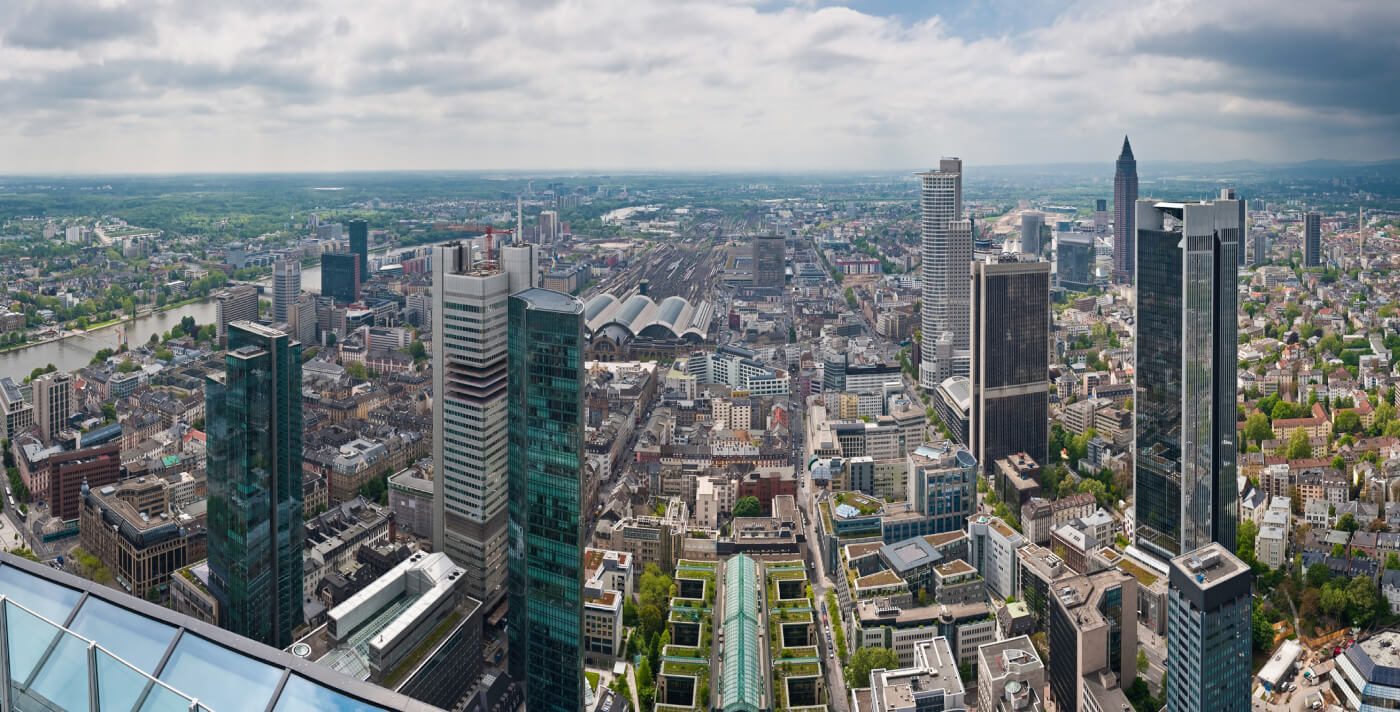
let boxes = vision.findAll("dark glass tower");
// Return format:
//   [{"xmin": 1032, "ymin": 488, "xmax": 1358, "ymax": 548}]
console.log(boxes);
[
  {"xmin": 206, "ymin": 321, "xmax": 303, "ymax": 649},
  {"xmin": 970, "ymin": 258, "xmax": 1050, "ymax": 474},
  {"xmin": 507, "ymin": 287, "xmax": 585, "ymax": 712},
  {"xmin": 1113, "ymin": 136, "xmax": 1138, "ymax": 283},
  {"xmin": 1304, "ymin": 211, "xmax": 1321, "ymax": 267},
  {"xmin": 1134, "ymin": 198, "xmax": 1240, "ymax": 560},
  {"xmin": 348, "ymin": 218, "xmax": 369, "ymax": 278},
  {"xmin": 1166, "ymin": 543, "xmax": 1253, "ymax": 712},
  {"xmin": 321, "ymin": 251, "xmax": 361, "ymax": 304}
]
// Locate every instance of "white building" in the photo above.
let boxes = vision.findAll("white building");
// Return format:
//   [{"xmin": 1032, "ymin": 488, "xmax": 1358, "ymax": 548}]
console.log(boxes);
[
  {"xmin": 918, "ymin": 159, "xmax": 972, "ymax": 389},
  {"xmin": 968, "ymin": 514, "xmax": 1026, "ymax": 600}
]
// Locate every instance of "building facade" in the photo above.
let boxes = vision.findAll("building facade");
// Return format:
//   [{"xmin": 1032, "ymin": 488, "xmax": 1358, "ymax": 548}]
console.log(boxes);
[
  {"xmin": 1304, "ymin": 211, "xmax": 1321, "ymax": 267},
  {"xmin": 1112, "ymin": 136, "xmax": 1137, "ymax": 283},
  {"xmin": 919, "ymin": 158, "xmax": 972, "ymax": 388},
  {"xmin": 321, "ymin": 252, "xmax": 361, "ymax": 305},
  {"xmin": 32, "ymin": 371, "xmax": 72, "ymax": 442},
  {"xmin": 206, "ymin": 321, "xmax": 304, "ymax": 648},
  {"xmin": 970, "ymin": 259, "xmax": 1050, "ymax": 475},
  {"xmin": 1057, "ymin": 233, "xmax": 1095, "ymax": 291},
  {"xmin": 348, "ymin": 218, "xmax": 369, "ymax": 277},
  {"xmin": 213, "ymin": 285, "xmax": 259, "ymax": 345},
  {"xmin": 507, "ymin": 287, "xmax": 586, "ymax": 711},
  {"xmin": 752, "ymin": 232, "xmax": 786, "ymax": 290},
  {"xmin": 1166, "ymin": 543, "xmax": 1252, "ymax": 712},
  {"xmin": 1134, "ymin": 198, "xmax": 1240, "ymax": 560},
  {"xmin": 272, "ymin": 258, "xmax": 300, "ymax": 323}
]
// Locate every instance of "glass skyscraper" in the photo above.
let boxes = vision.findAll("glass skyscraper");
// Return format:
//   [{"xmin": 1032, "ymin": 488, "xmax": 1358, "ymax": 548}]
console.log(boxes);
[
  {"xmin": 506, "ymin": 287, "xmax": 586, "ymax": 712},
  {"xmin": 206, "ymin": 321, "xmax": 304, "ymax": 649},
  {"xmin": 348, "ymin": 218, "xmax": 369, "ymax": 277},
  {"xmin": 969, "ymin": 258, "xmax": 1050, "ymax": 474},
  {"xmin": 321, "ymin": 251, "xmax": 361, "ymax": 304},
  {"xmin": 1134, "ymin": 198, "xmax": 1240, "ymax": 560},
  {"xmin": 1112, "ymin": 136, "xmax": 1138, "ymax": 283},
  {"xmin": 1166, "ymin": 543, "xmax": 1253, "ymax": 712}
]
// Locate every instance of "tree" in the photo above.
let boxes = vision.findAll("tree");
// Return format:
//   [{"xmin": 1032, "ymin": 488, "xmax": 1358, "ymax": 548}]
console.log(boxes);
[
  {"xmin": 1346, "ymin": 575, "xmax": 1379, "ymax": 625},
  {"xmin": 1136, "ymin": 648, "xmax": 1148, "ymax": 674},
  {"xmin": 1272, "ymin": 400, "xmax": 1301, "ymax": 421},
  {"xmin": 345, "ymin": 361, "xmax": 368, "ymax": 380},
  {"xmin": 1321, "ymin": 585, "xmax": 1350, "ymax": 619},
  {"xmin": 1335, "ymin": 410, "xmax": 1362, "ymax": 434},
  {"xmin": 1306, "ymin": 563, "xmax": 1333, "ymax": 588},
  {"xmin": 1285, "ymin": 429, "xmax": 1312, "ymax": 460},
  {"xmin": 1244, "ymin": 412, "xmax": 1273, "ymax": 446},
  {"xmin": 732, "ymin": 496, "xmax": 761, "ymax": 518},
  {"xmin": 1337, "ymin": 513, "xmax": 1360, "ymax": 534},
  {"xmin": 1252, "ymin": 599, "xmax": 1274, "ymax": 652},
  {"xmin": 1237, "ymin": 519, "xmax": 1259, "ymax": 566},
  {"xmin": 623, "ymin": 600, "xmax": 639, "ymax": 627},
  {"xmin": 1386, "ymin": 552, "xmax": 1400, "ymax": 571},
  {"xmin": 1077, "ymin": 478, "xmax": 1109, "ymax": 507},
  {"xmin": 408, "ymin": 340, "xmax": 427, "ymax": 362},
  {"xmin": 117, "ymin": 358, "xmax": 138, "ymax": 374},
  {"xmin": 847, "ymin": 647, "xmax": 900, "ymax": 688}
]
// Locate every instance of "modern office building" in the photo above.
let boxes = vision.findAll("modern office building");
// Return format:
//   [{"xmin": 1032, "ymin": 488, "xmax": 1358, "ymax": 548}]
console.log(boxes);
[
  {"xmin": 1304, "ymin": 211, "xmax": 1322, "ymax": 267},
  {"xmin": 906, "ymin": 443, "xmax": 977, "ymax": 534},
  {"xmin": 1047, "ymin": 568, "xmax": 1137, "ymax": 712},
  {"xmin": 214, "ymin": 284, "xmax": 259, "ymax": 345},
  {"xmin": 1112, "ymin": 136, "xmax": 1138, "ymax": 283},
  {"xmin": 79, "ymin": 476, "xmax": 207, "ymax": 601},
  {"xmin": 1094, "ymin": 198, "xmax": 1108, "ymax": 234},
  {"xmin": 506, "ymin": 287, "xmax": 586, "ymax": 711},
  {"xmin": 1334, "ymin": 631, "xmax": 1400, "ymax": 711},
  {"xmin": 1020, "ymin": 212, "xmax": 1045, "ymax": 256},
  {"xmin": 348, "ymin": 218, "xmax": 370, "ymax": 278},
  {"xmin": 968, "ymin": 514, "xmax": 1026, "ymax": 600},
  {"xmin": 321, "ymin": 252, "xmax": 361, "ymax": 305},
  {"xmin": 1165, "ymin": 543, "xmax": 1252, "ymax": 712},
  {"xmin": 1057, "ymin": 232, "xmax": 1095, "ymax": 291},
  {"xmin": 1251, "ymin": 231, "xmax": 1270, "ymax": 268},
  {"xmin": 0, "ymin": 551, "xmax": 439, "ymax": 712},
  {"xmin": 206, "ymin": 321, "xmax": 304, "ymax": 649},
  {"xmin": 0, "ymin": 376, "xmax": 33, "ymax": 441},
  {"xmin": 431, "ymin": 241, "xmax": 537, "ymax": 609},
  {"xmin": 978, "ymin": 635, "xmax": 1045, "ymax": 712},
  {"xmin": 538, "ymin": 209, "xmax": 560, "ymax": 243},
  {"xmin": 970, "ymin": 259, "xmax": 1049, "ymax": 474},
  {"xmin": 272, "ymin": 258, "xmax": 300, "ymax": 323},
  {"xmin": 1220, "ymin": 188, "xmax": 1247, "ymax": 266},
  {"xmin": 919, "ymin": 158, "xmax": 972, "ymax": 389},
  {"xmin": 32, "ymin": 371, "xmax": 72, "ymax": 442},
  {"xmin": 1134, "ymin": 198, "xmax": 1240, "ymax": 560},
  {"xmin": 752, "ymin": 232, "xmax": 786, "ymax": 290}
]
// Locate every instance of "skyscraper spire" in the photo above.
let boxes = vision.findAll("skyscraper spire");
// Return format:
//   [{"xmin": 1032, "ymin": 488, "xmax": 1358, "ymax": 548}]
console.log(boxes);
[
  {"xmin": 1119, "ymin": 135, "xmax": 1134, "ymax": 161},
  {"xmin": 1113, "ymin": 136, "xmax": 1139, "ymax": 283}
]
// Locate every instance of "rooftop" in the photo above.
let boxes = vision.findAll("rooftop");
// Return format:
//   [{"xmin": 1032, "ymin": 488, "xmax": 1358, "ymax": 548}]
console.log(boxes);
[{"xmin": 1169, "ymin": 542, "xmax": 1249, "ymax": 591}]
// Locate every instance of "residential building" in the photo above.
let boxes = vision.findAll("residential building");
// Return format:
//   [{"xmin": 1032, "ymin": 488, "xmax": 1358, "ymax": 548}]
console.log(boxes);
[
  {"xmin": 919, "ymin": 158, "xmax": 972, "ymax": 388},
  {"xmin": 970, "ymin": 259, "xmax": 1050, "ymax": 473},
  {"xmin": 1135, "ymin": 198, "xmax": 1241, "ymax": 560},
  {"xmin": 1047, "ymin": 568, "xmax": 1137, "ymax": 712},
  {"xmin": 506, "ymin": 287, "xmax": 586, "ymax": 711},
  {"xmin": 213, "ymin": 285, "xmax": 259, "ymax": 345},
  {"xmin": 206, "ymin": 321, "xmax": 304, "ymax": 648},
  {"xmin": 978, "ymin": 636, "xmax": 1045, "ymax": 712},
  {"xmin": 1166, "ymin": 543, "xmax": 1252, "ymax": 712},
  {"xmin": 1112, "ymin": 136, "xmax": 1137, "ymax": 283}
]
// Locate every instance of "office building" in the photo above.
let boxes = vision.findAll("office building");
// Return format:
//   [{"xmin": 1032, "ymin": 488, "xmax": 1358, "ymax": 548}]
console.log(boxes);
[
  {"xmin": 1251, "ymin": 230, "xmax": 1269, "ymax": 268},
  {"xmin": 206, "ymin": 321, "xmax": 303, "ymax": 648},
  {"xmin": 1094, "ymin": 198, "xmax": 1108, "ymax": 234},
  {"xmin": 855, "ymin": 636, "xmax": 965, "ymax": 710},
  {"xmin": 1134, "ymin": 198, "xmax": 1240, "ymax": 560},
  {"xmin": 978, "ymin": 636, "xmax": 1045, "ymax": 712},
  {"xmin": 214, "ymin": 284, "xmax": 259, "ymax": 344},
  {"xmin": 0, "ymin": 376, "xmax": 33, "ymax": 441},
  {"xmin": 32, "ymin": 371, "xmax": 72, "ymax": 442},
  {"xmin": 538, "ymin": 209, "xmax": 560, "ymax": 243},
  {"xmin": 1304, "ymin": 211, "xmax": 1321, "ymax": 267},
  {"xmin": 321, "ymin": 252, "xmax": 361, "ymax": 304},
  {"xmin": 752, "ymin": 232, "xmax": 786, "ymax": 290},
  {"xmin": 49, "ymin": 442, "xmax": 121, "ymax": 521},
  {"xmin": 507, "ymin": 287, "xmax": 587, "ymax": 711},
  {"xmin": 1047, "ymin": 568, "xmax": 1137, "ymax": 712},
  {"xmin": 968, "ymin": 514, "xmax": 1025, "ymax": 600},
  {"xmin": 289, "ymin": 293, "xmax": 318, "ymax": 345},
  {"xmin": 1020, "ymin": 212, "xmax": 1045, "ymax": 256},
  {"xmin": 1335, "ymin": 631, "xmax": 1400, "ymax": 711},
  {"xmin": 0, "ymin": 551, "xmax": 437, "ymax": 712},
  {"xmin": 906, "ymin": 443, "xmax": 977, "ymax": 534},
  {"xmin": 79, "ymin": 476, "xmax": 207, "ymax": 601},
  {"xmin": 919, "ymin": 158, "xmax": 972, "ymax": 388},
  {"xmin": 1166, "ymin": 543, "xmax": 1252, "ymax": 712},
  {"xmin": 272, "ymin": 258, "xmax": 300, "ymax": 323},
  {"xmin": 348, "ymin": 218, "xmax": 369, "ymax": 278},
  {"xmin": 1112, "ymin": 136, "xmax": 1138, "ymax": 283},
  {"xmin": 431, "ymin": 241, "xmax": 536, "ymax": 609},
  {"xmin": 1057, "ymin": 232, "xmax": 1095, "ymax": 291},
  {"xmin": 970, "ymin": 259, "xmax": 1049, "ymax": 474},
  {"xmin": 1221, "ymin": 188, "xmax": 1247, "ymax": 266}
]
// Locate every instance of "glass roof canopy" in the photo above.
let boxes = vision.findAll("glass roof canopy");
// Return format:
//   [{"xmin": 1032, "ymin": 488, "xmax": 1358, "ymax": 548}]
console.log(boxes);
[{"xmin": 0, "ymin": 553, "xmax": 443, "ymax": 712}]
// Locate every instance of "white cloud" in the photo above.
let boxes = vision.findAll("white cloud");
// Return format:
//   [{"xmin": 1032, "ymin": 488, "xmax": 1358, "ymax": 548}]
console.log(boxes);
[{"xmin": 0, "ymin": 0, "xmax": 1394, "ymax": 173}]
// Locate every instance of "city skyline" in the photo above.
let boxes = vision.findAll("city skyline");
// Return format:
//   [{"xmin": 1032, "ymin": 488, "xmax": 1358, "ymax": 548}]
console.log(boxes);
[{"xmin": 0, "ymin": 1, "xmax": 1395, "ymax": 173}]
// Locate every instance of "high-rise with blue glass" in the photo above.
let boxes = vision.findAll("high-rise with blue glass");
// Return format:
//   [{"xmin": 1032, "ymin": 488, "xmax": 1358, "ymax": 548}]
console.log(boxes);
[
  {"xmin": 1134, "ymin": 198, "xmax": 1240, "ymax": 560},
  {"xmin": 506, "ymin": 287, "xmax": 586, "ymax": 712},
  {"xmin": 206, "ymin": 321, "xmax": 304, "ymax": 649},
  {"xmin": 1166, "ymin": 543, "xmax": 1252, "ymax": 712}
]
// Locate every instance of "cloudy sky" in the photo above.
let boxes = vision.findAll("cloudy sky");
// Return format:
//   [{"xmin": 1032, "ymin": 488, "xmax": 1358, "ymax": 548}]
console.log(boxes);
[{"xmin": 0, "ymin": 0, "xmax": 1396, "ymax": 173}]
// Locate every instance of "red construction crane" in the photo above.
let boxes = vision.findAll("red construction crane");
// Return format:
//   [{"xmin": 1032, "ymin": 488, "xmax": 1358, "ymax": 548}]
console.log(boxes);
[{"xmin": 482, "ymin": 225, "xmax": 514, "ymax": 268}]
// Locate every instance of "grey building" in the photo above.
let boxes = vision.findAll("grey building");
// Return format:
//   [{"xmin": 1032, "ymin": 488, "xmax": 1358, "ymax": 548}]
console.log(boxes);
[
  {"xmin": 389, "ymin": 466, "xmax": 434, "ymax": 538},
  {"xmin": 970, "ymin": 259, "xmax": 1049, "ymax": 475},
  {"xmin": 1304, "ymin": 211, "xmax": 1322, "ymax": 267},
  {"xmin": 978, "ymin": 635, "xmax": 1045, "ymax": 712},
  {"xmin": 1251, "ymin": 230, "xmax": 1269, "ymax": 268},
  {"xmin": 1112, "ymin": 136, "xmax": 1138, "ymax": 283},
  {"xmin": 751, "ymin": 232, "xmax": 786, "ymax": 290},
  {"xmin": 1020, "ymin": 212, "xmax": 1045, "ymax": 256},
  {"xmin": 919, "ymin": 158, "xmax": 973, "ymax": 388},
  {"xmin": 1221, "ymin": 188, "xmax": 1247, "ymax": 266},
  {"xmin": 32, "ymin": 371, "xmax": 71, "ymax": 443},
  {"xmin": 214, "ymin": 284, "xmax": 259, "ymax": 345},
  {"xmin": 1166, "ymin": 543, "xmax": 1252, "ymax": 712},
  {"xmin": 1134, "ymin": 198, "xmax": 1240, "ymax": 560},
  {"xmin": 1047, "ymin": 568, "xmax": 1137, "ymax": 712},
  {"xmin": 1057, "ymin": 233, "xmax": 1095, "ymax": 291},
  {"xmin": 1094, "ymin": 198, "xmax": 1108, "ymax": 234},
  {"xmin": 272, "ymin": 257, "xmax": 300, "ymax": 323}
]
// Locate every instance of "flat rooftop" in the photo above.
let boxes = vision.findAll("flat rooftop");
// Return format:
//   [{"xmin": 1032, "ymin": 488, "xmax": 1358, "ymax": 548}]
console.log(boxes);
[{"xmin": 1169, "ymin": 542, "xmax": 1249, "ymax": 591}]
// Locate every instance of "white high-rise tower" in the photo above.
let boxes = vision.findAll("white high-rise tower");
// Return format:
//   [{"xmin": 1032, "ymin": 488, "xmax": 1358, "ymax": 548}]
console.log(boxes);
[
  {"xmin": 919, "ymin": 158, "xmax": 971, "ymax": 389},
  {"xmin": 272, "ymin": 258, "xmax": 300, "ymax": 323}
]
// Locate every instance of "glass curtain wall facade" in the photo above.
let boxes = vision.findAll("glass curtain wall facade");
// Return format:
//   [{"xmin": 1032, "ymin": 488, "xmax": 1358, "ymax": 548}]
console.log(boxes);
[
  {"xmin": 348, "ymin": 219, "xmax": 369, "ymax": 278},
  {"xmin": 206, "ymin": 321, "xmax": 303, "ymax": 649},
  {"xmin": 506, "ymin": 288, "xmax": 586, "ymax": 712},
  {"xmin": 320, "ymin": 252, "xmax": 361, "ymax": 305},
  {"xmin": 970, "ymin": 259, "xmax": 1050, "ymax": 475},
  {"xmin": 1134, "ymin": 199, "xmax": 1240, "ymax": 560}
]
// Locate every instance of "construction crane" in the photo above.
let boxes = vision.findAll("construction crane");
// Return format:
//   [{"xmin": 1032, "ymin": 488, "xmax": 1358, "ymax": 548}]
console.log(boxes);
[{"xmin": 482, "ymin": 225, "xmax": 514, "ymax": 269}]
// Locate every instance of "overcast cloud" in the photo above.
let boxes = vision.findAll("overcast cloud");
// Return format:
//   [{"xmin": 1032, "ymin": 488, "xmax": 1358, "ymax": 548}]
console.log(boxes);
[{"xmin": 0, "ymin": 0, "xmax": 1396, "ymax": 173}]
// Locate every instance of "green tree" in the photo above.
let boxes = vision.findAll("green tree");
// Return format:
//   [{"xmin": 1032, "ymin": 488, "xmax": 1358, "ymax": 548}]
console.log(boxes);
[
  {"xmin": 1237, "ymin": 519, "xmax": 1258, "ymax": 566},
  {"xmin": 1337, "ymin": 513, "xmax": 1360, "ymax": 534},
  {"xmin": 1306, "ymin": 563, "xmax": 1332, "ymax": 588},
  {"xmin": 345, "ymin": 361, "xmax": 368, "ymax": 380},
  {"xmin": 408, "ymin": 340, "xmax": 427, "ymax": 362},
  {"xmin": 1252, "ymin": 599, "xmax": 1274, "ymax": 652},
  {"xmin": 1136, "ymin": 648, "xmax": 1148, "ymax": 674},
  {"xmin": 117, "ymin": 358, "xmax": 138, "ymax": 374},
  {"xmin": 1320, "ymin": 585, "xmax": 1349, "ymax": 618},
  {"xmin": 1347, "ymin": 575, "xmax": 1380, "ymax": 625},
  {"xmin": 732, "ymin": 496, "xmax": 762, "ymax": 518},
  {"xmin": 1385, "ymin": 552, "xmax": 1400, "ymax": 571},
  {"xmin": 847, "ymin": 647, "xmax": 900, "ymax": 688},
  {"xmin": 1284, "ymin": 429, "xmax": 1312, "ymax": 460},
  {"xmin": 1335, "ymin": 410, "xmax": 1362, "ymax": 434},
  {"xmin": 1244, "ymin": 412, "xmax": 1273, "ymax": 445}
]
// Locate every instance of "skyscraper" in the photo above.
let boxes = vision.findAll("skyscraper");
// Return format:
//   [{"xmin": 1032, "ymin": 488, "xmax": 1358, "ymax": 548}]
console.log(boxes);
[
  {"xmin": 431, "ymin": 241, "xmax": 537, "ymax": 609},
  {"xmin": 206, "ymin": 321, "xmax": 303, "ymax": 649},
  {"xmin": 1020, "ymin": 212, "xmax": 1045, "ymax": 256},
  {"xmin": 321, "ymin": 251, "xmax": 361, "ymax": 304},
  {"xmin": 1304, "ymin": 211, "xmax": 1321, "ymax": 267},
  {"xmin": 214, "ymin": 284, "xmax": 259, "ymax": 344},
  {"xmin": 538, "ymin": 210, "xmax": 559, "ymax": 244},
  {"xmin": 1134, "ymin": 198, "xmax": 1240, "ymax": 560},
  {"xmin": 507, "ymin": 287, "xmax": 586, "ymax": 712},
  {"xmin": 348, "ymin": 218, "xmax": 369, "ymax": 278},
  {"xmin": 1094, "ymin": 198, "xmax": 1108, "ymax": 234},
  {"xmin": 32, "ymin": 371, "xmax": 71, "ymax": 443},
  {"xmin": 970, "ymin": 258, "xmax": 1050, "ymax": 474},
  {"xmin": 272, "ymin": 258, "xmax": 300, "ymax": 323},
  {"xmin": 919, "ymin": 158, "xmax": 972, "ymax": 389},
  {"xmin": 1251, "ymin": 230, "xmax": 1270, "ymax": 268},
  {"xmin": 751, "ymin": 232, "xmax": 785, "ymax": 290},
  {"xmin": 1112, "ymin": 136, "xmax": 1138, "ymax": 283},
  {"xmin": 1057, "ymin": 233, "xmax": 1096, "ymax": 291},
  {"xmin": 1220, "ymin": 188, "xmax": 1247, "ymax": 266},
  {"xmin": 1166, "ymin": 543, "xmax": 1252, "ymax": 712},
  {"xmin": 1046, "ymin": 568, "xmax": 1137, "ymax": 711}
]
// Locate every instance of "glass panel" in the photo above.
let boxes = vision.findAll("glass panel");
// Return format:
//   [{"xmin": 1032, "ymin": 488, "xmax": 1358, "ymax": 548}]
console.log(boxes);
[
  {"xmin": 4, "ymin": 600, "xmax": 65, "ymax": 687},
  {"xmin": 158, "ymin": 634, "xmax": 280, "ymax": 712},
  {"xmin": 136, "ymin": 682, "xmax": 200, "ymax": 712},
  {"xmin": 97, "ymin": 646, "xmax": 172, "ymax": 712},
  {"xmin": 272, "ymin": 674, "xmax": 386, "ymax": 712},
  {"xmin": 24, "ymin": 630, "xmax": 92, "ymax": 712},
  {"xmin": 69, "ymin": 597, "xmax": 176, "ymax": 674},
  {"xmin": 0, "ymin": 564, "xmax": 83, "ymax": 623}
]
